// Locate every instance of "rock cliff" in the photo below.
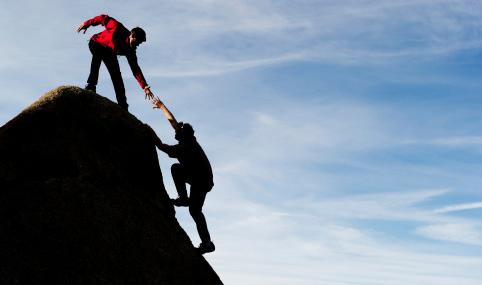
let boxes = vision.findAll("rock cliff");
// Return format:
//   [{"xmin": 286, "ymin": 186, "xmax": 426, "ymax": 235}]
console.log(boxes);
[{"xmin": 0, "ymin": 86, "xmax": 223, "ymax": 284}]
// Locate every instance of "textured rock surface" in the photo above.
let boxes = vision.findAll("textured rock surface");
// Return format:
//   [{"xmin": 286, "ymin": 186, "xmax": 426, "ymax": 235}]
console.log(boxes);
[{"xmin": 0, "ymin": 86, "xmax": 223, "ymax": 284}]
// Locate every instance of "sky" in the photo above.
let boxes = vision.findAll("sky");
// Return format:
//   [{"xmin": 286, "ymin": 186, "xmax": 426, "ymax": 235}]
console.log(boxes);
[{"xmin": 2, "ymin": 0, "xmax": 482, "ymax": 284}]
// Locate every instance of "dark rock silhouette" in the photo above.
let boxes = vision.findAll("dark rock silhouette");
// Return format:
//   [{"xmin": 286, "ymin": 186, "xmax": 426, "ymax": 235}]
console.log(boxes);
[{"xmin": 0, "ymin": 86, "xmax": 223, "ymax": 285}]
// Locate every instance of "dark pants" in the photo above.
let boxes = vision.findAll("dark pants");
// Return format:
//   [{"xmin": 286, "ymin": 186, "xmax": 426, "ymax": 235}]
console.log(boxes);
[
  {"xmin": 171, "ymin": 163, "xmax": 212, "ymax": 243},
  {"xmin": 87, "ymin": 40, "xmax": 128, "ymax": 110}
]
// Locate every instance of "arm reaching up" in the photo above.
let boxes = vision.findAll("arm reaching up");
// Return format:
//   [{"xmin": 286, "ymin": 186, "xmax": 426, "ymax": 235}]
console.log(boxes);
[
  {"xmin": 144, "ymin": 124, "xmax": 175, "ymax": 155},
  {"xmin": 152, "ymin": 97, "xmax": 181, "ymax": 132}
]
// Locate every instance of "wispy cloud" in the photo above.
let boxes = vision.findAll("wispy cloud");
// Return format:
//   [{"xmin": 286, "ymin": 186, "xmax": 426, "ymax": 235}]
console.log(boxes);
[
  {"xmin": 198, "ymin": 183, "xmax": 482, "ymax": 285},
  {"xmin": 416, "ymin": 223, "xmax": 482, "ymax": 246},
  {"xmin": 401, "ymin": 136, "xmax": 482, "ymax": 153},
  {"xmin": 137, "ymin": 0, "xmax": 482, "ymax": 76},
  {"xmin": 145, "ymin": 52, "xmax": 306, "ymax": 78},
  {"xmin": 4, "ymin": 0, "xmax": 482, "ymax": 82},
  {"xmin": 434, "ymin": 202, "xmax": 482, "ymax": 214},
  {"xmin": 299, "ymin": 189, "xmax": 449, "ymax": 222}
]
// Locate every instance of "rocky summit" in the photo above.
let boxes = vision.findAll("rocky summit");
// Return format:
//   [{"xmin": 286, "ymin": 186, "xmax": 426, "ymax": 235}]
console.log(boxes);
[{"xmin": 0, "ymin": 86, "xmax": 223, "ymax": 285}]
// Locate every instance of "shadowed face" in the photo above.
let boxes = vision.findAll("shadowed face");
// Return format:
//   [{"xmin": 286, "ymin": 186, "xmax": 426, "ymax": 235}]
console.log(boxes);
[
  {"xmin": 175, "ymin": 130, "xmax": 182, "ymax": 142},
  {"xmin": 129, "ymin": 34, "xmax": 144, "ymax": 48},
  {"xmin": 175, "ymin": 123, "xmax": 194, "ymax": 142}
]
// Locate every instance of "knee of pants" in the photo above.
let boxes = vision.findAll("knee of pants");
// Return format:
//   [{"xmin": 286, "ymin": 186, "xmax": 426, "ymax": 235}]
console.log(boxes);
[
  {"xmin": 189, "ymin": 206, "xmax": 203, "ymax": 219},
  {"xmin": 114, "ymin": 84, "xmax": 126, "ymax": 93},
  {"xmin": 171, "ymin": 163, "xmax": 182, "ymax": 176}
]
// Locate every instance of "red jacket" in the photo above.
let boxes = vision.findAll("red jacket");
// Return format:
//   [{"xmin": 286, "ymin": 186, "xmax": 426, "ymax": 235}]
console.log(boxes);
[{"xmin": 83, "ymin": 14, "xmax": 148, "ymax": 89}]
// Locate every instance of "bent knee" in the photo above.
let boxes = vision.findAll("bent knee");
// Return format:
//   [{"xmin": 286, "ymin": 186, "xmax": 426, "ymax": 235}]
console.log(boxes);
[
  {"xmin": 171, "ymin": 163, "xmax": 182, "ymax": 174},
  {"xmin": 189, "ymin": 206, "xmax": 203, "ymax": 218}
]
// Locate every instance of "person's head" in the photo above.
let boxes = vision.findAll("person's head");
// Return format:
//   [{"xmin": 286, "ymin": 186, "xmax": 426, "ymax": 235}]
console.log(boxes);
[
  {"xmin": 175, "ymin": 122, "xmax": 195, "ymax": 141},
  {"xmin": 129, "ymin": 27, "xmax": 146, "ymax": 48}
]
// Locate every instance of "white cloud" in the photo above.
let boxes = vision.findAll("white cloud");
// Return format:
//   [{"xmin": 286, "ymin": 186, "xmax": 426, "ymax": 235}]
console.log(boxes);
[
  {"xmin": 404, "ymin": 136, "xmax": 482, "ymax": 148},
  {"xmin": 137, "ymin": 0, "xmax": 482, "ymax": 76},
  {"xmin": 298, "ymin": 189, "xmax": 449, "ymax": 222},
  {"xmin": 145, "ymin": 52, "xmax": 306, "ymax": 78},
  {"xmin": 417, "ymin": 223, "xmax": 482, "ymax": 246},
  {"xmin": 434, "ymin": 202, "xmax": 482, "ymax": 214},
  {"xmin": 3, "ymin": 0, "xmax": 482, "ymax": 79},
  {"xmin": 199, "ymin": 185, "xmax": 482, "ymax": 285}
]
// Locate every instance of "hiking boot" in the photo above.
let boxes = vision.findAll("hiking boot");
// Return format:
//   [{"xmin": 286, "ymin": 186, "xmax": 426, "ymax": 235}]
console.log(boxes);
[
  {"xmin": 197, "ymin": 241, "xmax": 215, "ymax": 254},
  {"xmin": 85, "ymin": 83, "xmax": 96, "ymax": 92},
  {"xmin": 171, "ymin": 197, "xmax": 189, "ymax": 207}
]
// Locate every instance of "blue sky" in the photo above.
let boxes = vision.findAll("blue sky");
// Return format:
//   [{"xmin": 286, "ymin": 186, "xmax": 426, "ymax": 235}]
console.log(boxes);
[{"xmin": 2, "ymin": 0, "xmax": 482, "ymax": 284}]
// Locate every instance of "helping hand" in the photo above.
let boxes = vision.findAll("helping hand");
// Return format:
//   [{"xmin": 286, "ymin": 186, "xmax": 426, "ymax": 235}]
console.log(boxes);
[
  {"xmin": 77, "ymin": 23, "xmax": 88, "ymax": 34},
  {"xmin": 144, "ymin": 86, "xmax": 154, "ymax": 100}
]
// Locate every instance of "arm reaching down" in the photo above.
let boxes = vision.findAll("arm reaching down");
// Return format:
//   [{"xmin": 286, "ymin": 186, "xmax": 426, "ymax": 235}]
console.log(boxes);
[{"xmin": 125, "ymin": 53, "xmax": 152, "ymax": 99}]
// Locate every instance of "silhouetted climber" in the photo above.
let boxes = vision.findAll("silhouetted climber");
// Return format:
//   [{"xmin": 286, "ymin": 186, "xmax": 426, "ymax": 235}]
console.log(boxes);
[
  {"xmin": 77, "ymin": 14, "xmax": 154, "ymax": 110},
  {"xmin": 147, "ymin": 97, "xmax": 215, "ymax": 255}
]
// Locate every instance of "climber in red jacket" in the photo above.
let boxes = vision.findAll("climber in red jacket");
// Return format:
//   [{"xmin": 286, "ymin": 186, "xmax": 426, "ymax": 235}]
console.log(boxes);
[{"xmin": 77, "ymin": 14, "xmax": 154, "ymax": 110}]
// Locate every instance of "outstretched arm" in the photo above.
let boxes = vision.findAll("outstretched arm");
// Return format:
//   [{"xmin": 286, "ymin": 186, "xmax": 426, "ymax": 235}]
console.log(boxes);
[
  {"xmin": 77, "ymin": 14, "xmax": 111, "ymax": 33},
  {"xmin": 152, "ymin": 97, "xmax": 181, "ymax": 132},
  {"xmin": 125, "ymin": 54, "xmax": 153, "ymax": 100},
  {"xmin": 144, "ymin": 124, "xmax": 179, "ymax": 156}
]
